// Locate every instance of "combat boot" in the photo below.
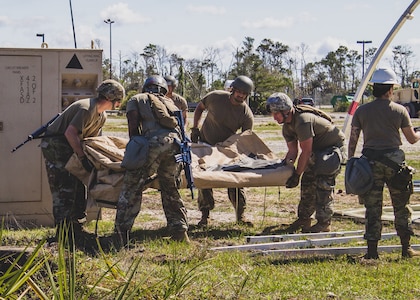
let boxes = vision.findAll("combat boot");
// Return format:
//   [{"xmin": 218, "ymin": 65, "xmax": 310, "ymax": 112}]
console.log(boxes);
[
  {"xmin": 284, "ymin": 218, "xmax": 311, "ymax": 233},
  {"xmin": 363, "ymin": 240, "xmax": 379, "ymax": 259},
  {"xmin": 401, "ymin": 235, "xmax": 420, "ymax": 258},
  {"xmin": 304, "ymin": 221, "xmax": 331, "ymax": 233},
  {"xmin": 171, "ymin": 231, "xmax": 190, "ymax": 243},
  {"xmin": 198, "ymin": 209, "xmax": 209, "ymax": 227},
  {"xmin": 237, "ymin": 217, "xmax": 254, "ymax": 227},
  {"xmin": 236, "ymin": 207, "xmax": 253, "ymax": 227}
]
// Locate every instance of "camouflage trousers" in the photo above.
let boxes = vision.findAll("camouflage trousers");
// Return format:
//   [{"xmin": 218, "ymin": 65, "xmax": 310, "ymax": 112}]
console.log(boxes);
[
  {"xmin": 198, "ymin": 188, "xmax": 247, "ymax": 218},
  {"xmin": 41, "ymin": 137, "xmax": 87, "ymax": 225},
  {"xmin": 359, "ymin": 150, "xmax": 413, "ymax": 241},
  {"xmin": 298, "ymin": 166, "xmax": 340, "ymax": 223},
  {"xmin": 114, "ymin": 134, "xmax": 188, "ymax": 235}
]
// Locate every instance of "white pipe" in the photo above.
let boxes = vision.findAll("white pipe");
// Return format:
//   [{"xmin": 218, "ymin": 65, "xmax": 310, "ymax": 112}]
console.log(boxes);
[
  {"xmin": 245, "ymin": 230, "xmax": 364, "ymax": 244},
  {"xmin": 260, "ymin": 244, "xmax": 420, "ymax": 257},
  {"xmin": 210, "ymin": 232, "xmax": 397, "ymax": 252}
]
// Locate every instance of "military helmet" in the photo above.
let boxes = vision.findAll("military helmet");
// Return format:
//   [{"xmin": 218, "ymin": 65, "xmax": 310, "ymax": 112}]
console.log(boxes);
[
  {"xmin": 266, "ymin": 92, "xmax": 293, "ymax": 113},
  {"xmin": 164, "ymin": 75, "xmax": 178, "ymax": 87},
  {"xmin": 369, "ymin": 68, "xmax": 400, "ymax": 86},
  {"xmin": 142, "ymin": 75, "xmax": 168, "ymax": 94},
  {"xmin": 96, "ymin": 79, "xmax": 125, "ymax": 102},
  {"xmin": 231, "ymin": 76, "xmax": 254, "ymax": 94},
  {"xmin": 224, "ymin": 79, "xmax": 234, "ymax": 91}
]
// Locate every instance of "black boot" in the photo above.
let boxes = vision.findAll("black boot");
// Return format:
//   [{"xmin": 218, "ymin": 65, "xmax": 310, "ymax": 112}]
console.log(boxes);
[
  {"xmin": 236, "ymin": 206, "xmax": 253, "ymax": 227},
  {"xmin": 284, "ymin": 218, "xmax": 311, "ymax": 233},
  {"xmin": 363, "ymin": 240, "xmax": 379, "ymax": 259},
  {"xmin": 112, "ymin": 228, "xmax": 130, "ymax": 249},
  {"xmin": 198, "ymin": 209, "xmax": 210, "ymax": 227}
]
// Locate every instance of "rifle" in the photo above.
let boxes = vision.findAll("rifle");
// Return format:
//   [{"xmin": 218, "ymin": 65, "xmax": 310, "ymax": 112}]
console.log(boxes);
[
  {"xmin": 173, "ymin": 110, "xmax": 195, "ymax": 199},
  {"xmin": 11, "ymin": 113, "xmax": 61, "ymax": 153}
]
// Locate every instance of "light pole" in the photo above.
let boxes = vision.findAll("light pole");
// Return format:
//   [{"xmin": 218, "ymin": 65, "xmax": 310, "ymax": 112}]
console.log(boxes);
[
  {"xmin": 36, "ymin": 33, "xmax": 45, "ymax": 43},
  {"xmin": 357, "ymin": 40, "xmax": 372, "ymax": 78},
  {"xmin": 104, "ymin": 19, "xmax": 115, "ymax": 79}
]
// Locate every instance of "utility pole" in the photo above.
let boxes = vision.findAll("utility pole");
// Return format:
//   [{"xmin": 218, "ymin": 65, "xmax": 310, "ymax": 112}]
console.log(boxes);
[
  {"xmin": 36, "ymin": 33, "xmax": 45, "ymax": 43},
  {"xmin": 357, "ymin": 40, "xmax": 372, "ymax": 78},
  {"xmin": 104, "ymin": 19, "xmax": 115, "ymax": 79}
]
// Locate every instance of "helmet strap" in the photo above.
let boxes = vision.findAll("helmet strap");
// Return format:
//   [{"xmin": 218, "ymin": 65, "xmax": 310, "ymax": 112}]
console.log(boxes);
[{"xmin": 281, "ymin": 111, "xmax": 289, "ymax": 122}]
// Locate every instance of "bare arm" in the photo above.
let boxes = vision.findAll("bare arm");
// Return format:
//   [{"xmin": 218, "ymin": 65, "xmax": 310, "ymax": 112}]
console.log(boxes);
[
  {"xmin": 348, "ymin": 126, "xmax": 361, "ymax": 158},
  {"xmin": 64, "ymin": 124, "xmax": 85, "ymax": 158},
  {"xmin": 284, "ymin": 140, "xmax": 299, "ymax": 164},
  {"xmin": 296, "ymin": 138, "xmax": 313, "ymax": 176},
  {"xmin": 401, "ymin": 126, "xmax": 420, "ymax": 144},
  {"xmin": 193, "ymin": 101, "xmax": 205, "ymax": 128}
]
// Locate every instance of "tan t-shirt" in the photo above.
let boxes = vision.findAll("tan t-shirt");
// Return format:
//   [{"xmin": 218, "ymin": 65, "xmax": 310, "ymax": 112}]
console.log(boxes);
[
  {"xmin": 283, "ymin": 111, "xmax": 345, "ymax": 150},
  {"xmin": 47, "ymin": 98, "xmax": 105, "ymax": 139},
  {"xmin": 352, "ymin": 98, "xmax": 411, "ymax": 150},
  {"xmin": 170, "ymin": 92, "xmax": 188, "ymax": 112},
  {"xmin": 200, "ymin": 90, "xmax": 254, "ymax": 145}
]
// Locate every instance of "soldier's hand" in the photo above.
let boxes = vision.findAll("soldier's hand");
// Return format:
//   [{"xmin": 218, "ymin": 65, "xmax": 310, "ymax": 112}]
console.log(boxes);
[
  {"xmin": 80, "ymin": 156, "xmax": 94, "ymax": 172},
  {"xmin": 190, "ymin": 127, "xmax": 200, "ymax": 143},
  {"xmin": 286, "ymin": 170, "xmax": 300, "ymax": 188}
]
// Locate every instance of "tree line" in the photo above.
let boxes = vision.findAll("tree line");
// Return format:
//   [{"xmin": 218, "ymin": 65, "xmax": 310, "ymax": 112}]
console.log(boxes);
[{"xmin": 99, "ymin": 36, "xmax": 420, "ymax": 114}]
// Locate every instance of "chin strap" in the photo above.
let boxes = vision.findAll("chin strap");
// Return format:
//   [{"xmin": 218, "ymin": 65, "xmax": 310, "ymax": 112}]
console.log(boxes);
[{"xmin": 281, "ymin": 111, "xmax": 289, "ymax": 122}]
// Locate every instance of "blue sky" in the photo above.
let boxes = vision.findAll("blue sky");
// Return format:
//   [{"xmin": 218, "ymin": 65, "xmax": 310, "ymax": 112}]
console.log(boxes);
[{"xmin": 1, "ymin": 0, "xmax": 420, "ymax": 72}]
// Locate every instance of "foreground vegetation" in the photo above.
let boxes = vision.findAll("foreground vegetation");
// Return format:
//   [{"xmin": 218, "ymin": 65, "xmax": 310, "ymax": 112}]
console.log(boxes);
[{"xmin": 2, "ymin": 186, "xmax": 420, "ymax": 299}]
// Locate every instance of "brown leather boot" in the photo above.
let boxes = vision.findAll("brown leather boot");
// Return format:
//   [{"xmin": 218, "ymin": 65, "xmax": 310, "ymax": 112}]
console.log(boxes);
[
  {"xmin": 401, "ymin": 235, "xmax": 420, "ymax": 258},
  {"xmin": 304, "ymin": 221, "xmax": 331, "ymax": 233},
  {"xmin": 363, "ymin": 240, "xmax": 379, "ymax": 259},
  {"xmin": 284, "ymin": 218, "xmax": 311, "ymax": 233},
  {"xmin": 197, "ymin": 209, "xmax": 209, "ymax": 227}
]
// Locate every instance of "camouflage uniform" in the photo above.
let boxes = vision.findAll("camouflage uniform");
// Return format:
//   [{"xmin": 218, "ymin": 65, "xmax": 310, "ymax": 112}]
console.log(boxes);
[
  {"xmin": 298, "ymin": 163, "xmax": 340, "ymax": 224},
  {"xmin": 359, "ymin": 149, "xmax": 413, "ymax": 240},
  {"xmin": 351, "ymin": 98, "xmax": 414, "ymax": 242},
  {"xmin": 40, "ymin": 98, "xmax": 106, "ymax": 226},
  {"xmin": 196, "ymin": 90, "xmax": 254, "ymax": 221},
  {"xmin": 283, "ymin": 112, "xmax": 345, "ymax": 226},
  {"xmin": 114, "ymin": 93, "xmax": 188, "ymax": 237},
  {"xmin": 198, "ymin": 187, "xmax": 247, "ymax": 221},
  {"xmin": 41, "ymin": 137, "xmax": 86, "ymax": 224}
]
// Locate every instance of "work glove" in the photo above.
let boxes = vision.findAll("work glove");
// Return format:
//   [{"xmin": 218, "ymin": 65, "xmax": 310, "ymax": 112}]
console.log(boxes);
[
  {"xmin": 190, "ymin": 127, "xmax": 200, "ymax": 143},
  {"xmin": 80, "ymin": 156, "xmax": 94, "ymax": 172},
  {"xmin": 286, "ymin": 170, "xmax": 300, "ymax": 188}
]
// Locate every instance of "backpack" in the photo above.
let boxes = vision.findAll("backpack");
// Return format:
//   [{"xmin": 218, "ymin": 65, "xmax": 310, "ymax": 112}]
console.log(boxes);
[
  {"xmin": 294, "ymin": 104, "xmax": 333, "ymax": 123},
  {"xmin": 147, "ymin": 94, "xmax": 179, "ymax": 129}
]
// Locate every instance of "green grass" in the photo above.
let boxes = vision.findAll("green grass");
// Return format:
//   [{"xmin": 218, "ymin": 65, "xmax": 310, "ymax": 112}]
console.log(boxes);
[{"xmin": 2, "ymin": 226, "xmax": 420, "ymax": 299}]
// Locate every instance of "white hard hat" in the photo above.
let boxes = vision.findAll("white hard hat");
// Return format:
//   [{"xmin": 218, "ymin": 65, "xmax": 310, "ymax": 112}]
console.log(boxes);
[
  {"xmin": 369, "ymin": 68, "xmax": 400, "ymax": 86},
  {"xmin": 224, "ymin": 80, "xmax": 234, "ymax": 90}
]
